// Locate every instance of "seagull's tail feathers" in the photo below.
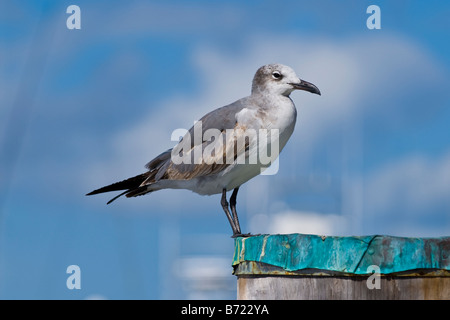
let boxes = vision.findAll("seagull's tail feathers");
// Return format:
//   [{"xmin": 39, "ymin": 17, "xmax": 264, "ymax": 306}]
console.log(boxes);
[
  {"xmin": 124, "ymin": 186, "xmax": 151, "ymax": 198},
  {"xmin": 86, "ymin": 149, "xmax": 172, "ymax": 204},
  {"xmin": 86, "ymin": 173, "xmax": 148, "ymax": 195},
  {"xmin": 86, "ymin": 172, "xmax": 152, "ymax": 204}
]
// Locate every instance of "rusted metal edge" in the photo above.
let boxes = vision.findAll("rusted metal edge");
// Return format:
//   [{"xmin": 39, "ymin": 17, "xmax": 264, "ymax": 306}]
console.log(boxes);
[{"xmin": 233, "ymin": 261, "xmax": 450, "ymax": 277}]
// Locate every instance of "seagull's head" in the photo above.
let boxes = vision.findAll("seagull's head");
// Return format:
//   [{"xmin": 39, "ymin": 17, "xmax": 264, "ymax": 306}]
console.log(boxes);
[{"xmin": 251, "ymin": 63, "xmax": 321, "ymax": 97}]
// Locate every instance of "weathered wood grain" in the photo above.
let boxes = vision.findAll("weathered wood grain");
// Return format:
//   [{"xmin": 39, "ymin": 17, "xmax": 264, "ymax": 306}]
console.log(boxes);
[{"xmin": 237, "ymin": 275, "xmax": 450, "ymax": 300}]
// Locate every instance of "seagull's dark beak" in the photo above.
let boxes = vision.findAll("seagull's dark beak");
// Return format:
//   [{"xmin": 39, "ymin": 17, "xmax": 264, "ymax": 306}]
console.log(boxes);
[{"xmin": 290, "ymin": 79, "xmax": 321, "ymax": 95}]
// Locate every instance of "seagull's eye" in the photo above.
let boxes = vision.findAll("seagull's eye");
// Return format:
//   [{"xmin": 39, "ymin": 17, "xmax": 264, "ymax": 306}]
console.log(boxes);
[{"xmin": 272, "ymin": 71, "xmax": 282, "ymax": 80}]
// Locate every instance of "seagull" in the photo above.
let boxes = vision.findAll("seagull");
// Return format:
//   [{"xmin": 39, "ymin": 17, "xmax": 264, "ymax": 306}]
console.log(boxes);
[{"xmin": 86, "ymin": 63, "xmax": 320, "ymax": 237}]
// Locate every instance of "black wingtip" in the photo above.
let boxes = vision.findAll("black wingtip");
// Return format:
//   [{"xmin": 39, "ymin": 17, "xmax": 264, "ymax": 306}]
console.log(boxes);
[
  {"xmin": 106, "ymin": 190, "xmax": 129, "ymax": 205},
  {"xmin": 86, "ymin": 187, "xmax": 108, "ymax": 196},
  {"xmin": 85, "ymin": 173, "xmax": 149, "ymax": 198}
]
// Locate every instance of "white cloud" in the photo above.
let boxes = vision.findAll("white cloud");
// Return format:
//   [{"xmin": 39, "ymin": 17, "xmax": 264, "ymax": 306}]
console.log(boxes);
[{"xmin": 250, "ymin": 211, "xmax": 348, "ymax": 236}]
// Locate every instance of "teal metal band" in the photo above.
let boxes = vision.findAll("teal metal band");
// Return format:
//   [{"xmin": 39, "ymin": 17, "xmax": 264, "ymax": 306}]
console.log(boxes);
[{"xmin": 233, "ymin": 234, "xmax": 450, "ymax": 275}]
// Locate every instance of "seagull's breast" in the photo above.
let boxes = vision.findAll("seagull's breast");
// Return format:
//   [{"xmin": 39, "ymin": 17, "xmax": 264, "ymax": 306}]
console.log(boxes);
[
  {"xmin": 272, "ymin": 96, "xmax": 297, "ymax": 149},
  {"xmin": 249, "ymin": 95, "xmax": 298, "ymax": 151}
]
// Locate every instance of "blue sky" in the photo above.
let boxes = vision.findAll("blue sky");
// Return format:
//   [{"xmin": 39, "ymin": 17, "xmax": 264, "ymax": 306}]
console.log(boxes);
[{"xmin": 1, "ymin": 0, "xmax": 450, "ymax": 299}]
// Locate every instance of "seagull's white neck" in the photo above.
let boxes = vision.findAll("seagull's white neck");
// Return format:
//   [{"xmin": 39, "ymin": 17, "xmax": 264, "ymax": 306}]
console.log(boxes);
[
  {"xmin": 250, "ymin": 91, "xmax": 295, "ymax": 112},
  {"xmin": 252, "ymin": 85, "xmax": 295, "ymax": 97}
]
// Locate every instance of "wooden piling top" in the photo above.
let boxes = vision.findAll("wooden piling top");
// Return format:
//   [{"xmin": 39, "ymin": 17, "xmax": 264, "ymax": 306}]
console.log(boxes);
[{"xmin": 232, "ymin": 234, "xmax": 450, "ymax": 276}]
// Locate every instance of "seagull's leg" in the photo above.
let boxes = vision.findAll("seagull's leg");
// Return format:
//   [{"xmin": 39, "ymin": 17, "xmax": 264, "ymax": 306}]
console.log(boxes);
[
  {"xmin": 221, "ymin": 189, "xmax": 239, "ymax": 236},
  {"xmin": 229, "ymin": 187, "xmax": 242, "ymax": 234},
  {"xmin": 229, "ymin": 187, "xmax": 254, "ymax": 238}
]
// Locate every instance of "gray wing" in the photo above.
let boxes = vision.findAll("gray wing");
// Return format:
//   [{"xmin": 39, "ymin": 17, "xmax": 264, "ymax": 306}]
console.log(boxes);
[
  {"xmin": 143, "ymin": 98, "xmax": 250, "ymax": 184},
  {"xmin": 186, "ymin": 98, "xmax": 248, "ymax": 146}
]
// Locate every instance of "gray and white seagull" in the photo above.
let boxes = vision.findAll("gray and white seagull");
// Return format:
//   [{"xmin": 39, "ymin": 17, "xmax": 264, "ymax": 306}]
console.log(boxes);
[{"xmin": 86, "ymin": 63, "xmax": 320, "ymax": 237}]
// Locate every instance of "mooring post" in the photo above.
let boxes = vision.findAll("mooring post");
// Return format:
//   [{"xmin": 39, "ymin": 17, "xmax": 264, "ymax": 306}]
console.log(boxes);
[{"xmin": 232, "ymin": 234, "xmax": 450, "ymax": 300}]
